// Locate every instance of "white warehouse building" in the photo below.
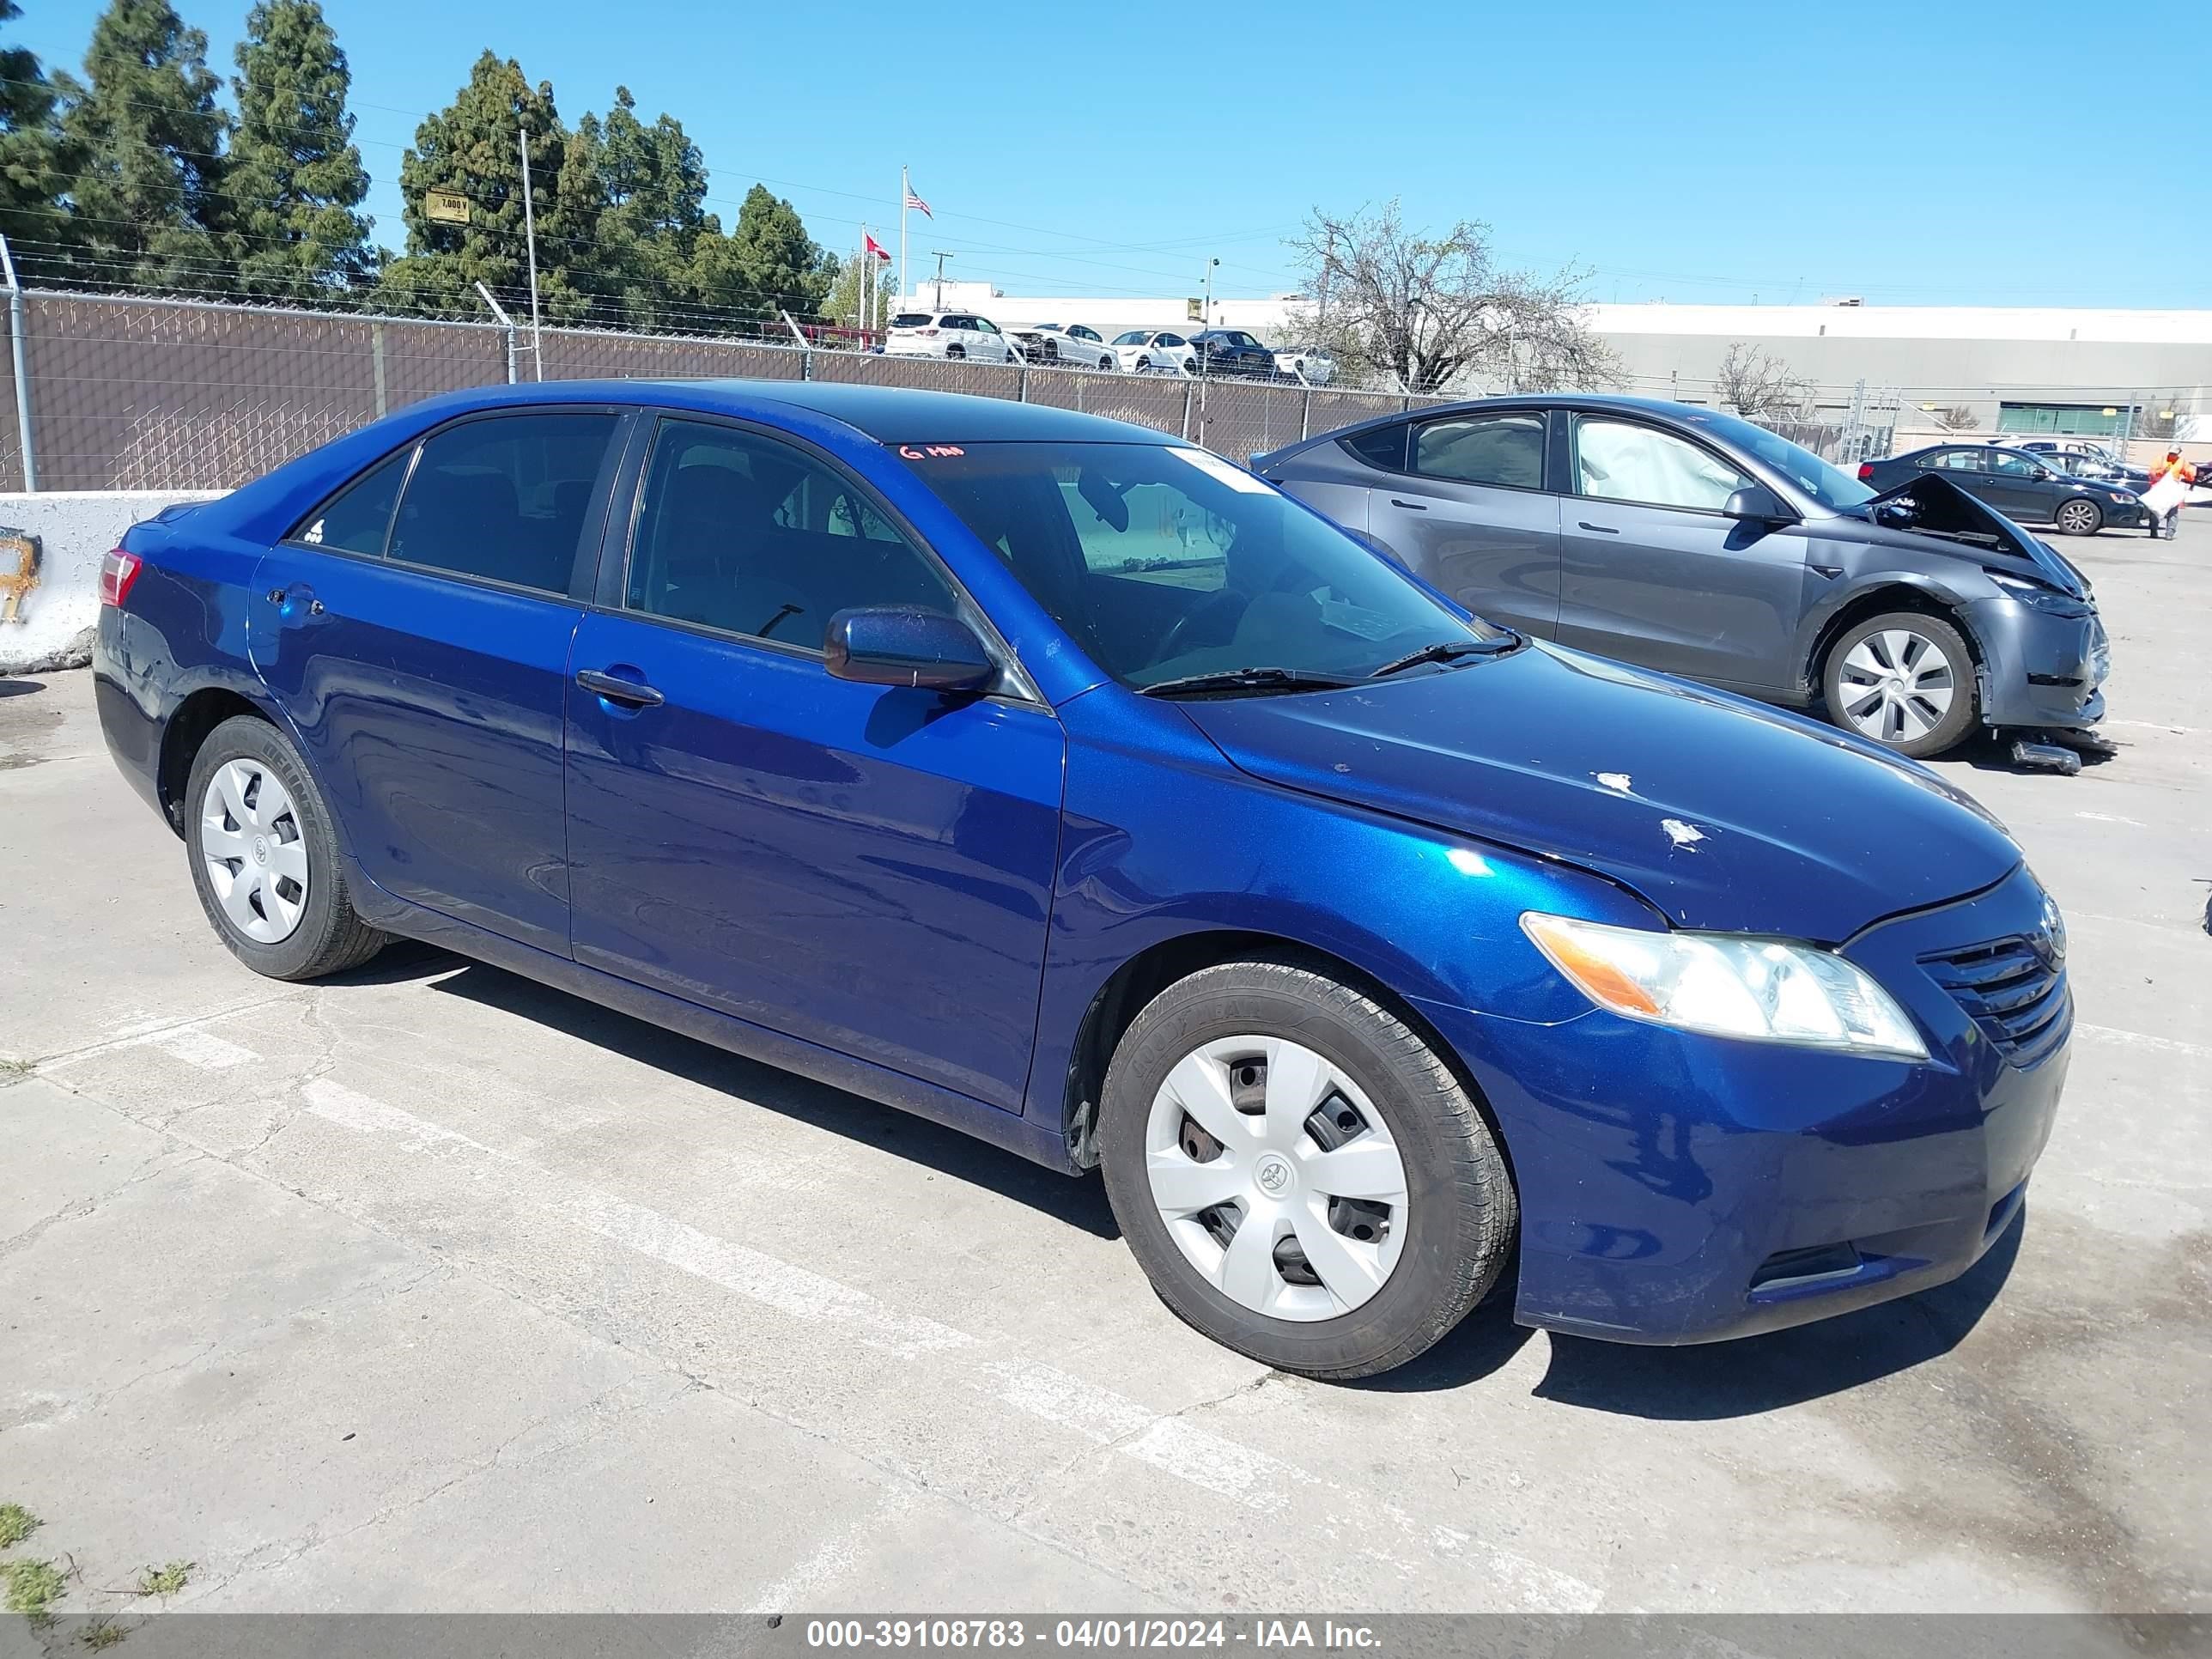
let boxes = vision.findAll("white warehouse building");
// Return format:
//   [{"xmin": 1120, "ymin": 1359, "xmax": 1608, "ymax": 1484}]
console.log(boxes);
[{"xmin": 900, "ymin": 283, "xmax": 2212, "ymax": 441}]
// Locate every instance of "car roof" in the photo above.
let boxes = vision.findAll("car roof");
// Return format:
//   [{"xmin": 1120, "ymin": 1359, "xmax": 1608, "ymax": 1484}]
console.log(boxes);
[{"xmin": 392, "ymin": 377, "xmax": 1175, "ymax": 446}]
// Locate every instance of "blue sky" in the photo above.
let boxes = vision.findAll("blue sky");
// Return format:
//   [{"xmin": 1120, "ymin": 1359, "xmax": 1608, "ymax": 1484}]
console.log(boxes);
[{"xmin": 20, "ymin": 0, "xmax": 2208, "ymax": 307}]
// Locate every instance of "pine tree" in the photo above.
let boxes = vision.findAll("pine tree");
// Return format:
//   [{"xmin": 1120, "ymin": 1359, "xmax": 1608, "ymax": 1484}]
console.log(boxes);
[
  {"xmin": 694, "ymin": 183, "xmax": 831, "ymax": 325},
  {"xmin": 568, "ymin": 87, "xmax": 708, "ymax": 330},
  {"xmin": 0, "ymin": 1, "xmax": 73, "ymax": 263},
  {"xmin": 228, "ymin": 0, "xmax": 374, "ymax": 301},
  {"xmin": 378, "ymin": 51, "xmax": 601, "ymax": 323},
  {"xmin": 59, "ymin": 0, "xmax": 230, "ymax": 293}
]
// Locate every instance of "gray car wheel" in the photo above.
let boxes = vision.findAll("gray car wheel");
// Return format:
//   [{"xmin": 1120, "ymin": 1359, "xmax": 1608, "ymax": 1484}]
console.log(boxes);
[
  {"xmin": 1821, "ymin": 611, "xmax": 1979, "ymax": 759},
  {"xmin": 1098, "ymin": 958, "xmax": 1516, "ymax": 1379},
  {"xmin": 2053, "ymin": 498, "xmax": 2102, "ymax": 536}
]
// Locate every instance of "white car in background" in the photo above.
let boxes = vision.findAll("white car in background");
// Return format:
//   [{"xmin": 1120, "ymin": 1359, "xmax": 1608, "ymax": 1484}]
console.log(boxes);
[
  {"xmin": 884, "ymin": 310, "xmax": 1017, "ymax": 362},
  {"xmin": 1109, "ymin": 329, "xmax": 1197, "ymax": 374},
  {"xmin": 1025, "ymin": 323, "xmax": 1119, "ymax": 370},
  {"xmin": 1273, "ymin": 344, "xmax": 1337, "ymax": 385}
]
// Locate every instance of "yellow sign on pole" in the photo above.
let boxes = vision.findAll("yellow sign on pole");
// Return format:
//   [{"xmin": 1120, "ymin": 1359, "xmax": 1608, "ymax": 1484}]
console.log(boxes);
[
  {"xmin": 425, "ymin": 190, "xmax": 471, "ymax": 226},
  {"xmin": 1186, "ymin": 298, "xmax": 1203, "ymax": 323}
]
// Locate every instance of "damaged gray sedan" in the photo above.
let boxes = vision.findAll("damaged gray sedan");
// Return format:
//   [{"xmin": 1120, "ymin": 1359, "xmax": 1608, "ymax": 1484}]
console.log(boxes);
[{"xmin": 1255, "ymin": 394, "xmax": 2107, "ymax": 761}]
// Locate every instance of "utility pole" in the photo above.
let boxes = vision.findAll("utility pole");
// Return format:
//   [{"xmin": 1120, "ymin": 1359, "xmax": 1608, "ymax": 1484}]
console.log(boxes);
[
  {"xmin": 518, "ymin": 125, "xmax": 544, "ymax": 380},
  {"xmin": 929, "ymin": 250, "xmax": 953, "ymax": 309},
  {"xmin": 0, "ymin": 234, "xmax": 35, "ymax": 490},
  {"xmin": 1203, "ymin": 256, "xmax": 1219, "ymax": 330}
]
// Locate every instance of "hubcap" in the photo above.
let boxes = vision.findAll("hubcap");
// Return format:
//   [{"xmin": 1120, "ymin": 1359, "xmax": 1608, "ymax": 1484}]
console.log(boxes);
[
  {"xmin": 1144, "ymin": 1036, "xmax": 1410, "ymax": 1322},
  {"xmin": 2059, "ymin": 503, "xmax": 2094, "ymax": 532},
  {"xmin": 199, "ymin": 758, "xmax": 309, "ymax": 943},
  {"xmin": 1838, "ymin": 629, "xmax": 1956, "ymax": 745}
]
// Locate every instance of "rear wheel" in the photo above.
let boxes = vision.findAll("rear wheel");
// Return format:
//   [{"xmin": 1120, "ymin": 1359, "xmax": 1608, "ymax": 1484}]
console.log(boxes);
[
  {"xmin": 1098, "ymin": 959, "xmax": 1516, "ymax": 1379},
  {"xmin": 2053, "ymin": 499, "xmax": 2102, "ymax": 536},
  {"xmin": 1133, "ymin": 356, "xmax": 1152, "ymax": 371},
  {"xmin": 1821, "ymin": 611, "xmax": 1978, "ymax": 758},
  {"xmin": 184, "ymin": 714, "xmax": 386, "ymax": 980}
]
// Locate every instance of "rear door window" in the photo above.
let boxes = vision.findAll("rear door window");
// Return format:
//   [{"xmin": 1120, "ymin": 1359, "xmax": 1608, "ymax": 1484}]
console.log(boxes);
[
  {"xmin": 294, "ymin": 450, "xmax": 411, "ymax": 556},
  {"xmin": 386, "ymin": 411, "xmax": 618, "ymax": 594},
  {"xmin": 1413, "ymin": 412, "xmax": 1547, "ymax": 489}
]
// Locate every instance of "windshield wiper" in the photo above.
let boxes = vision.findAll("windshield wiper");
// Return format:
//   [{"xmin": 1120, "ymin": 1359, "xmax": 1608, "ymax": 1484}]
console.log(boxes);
[
  {"xmin": 1138, "ymin": 666, "xmax": 1357, "ymax": 698},
  {"xmin": 1367, "ymin": 635, "xmax": 1520, "ymax": 679}
]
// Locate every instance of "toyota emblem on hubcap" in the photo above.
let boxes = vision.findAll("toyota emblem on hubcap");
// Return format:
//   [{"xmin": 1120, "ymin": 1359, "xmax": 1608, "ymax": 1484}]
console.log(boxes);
[
  {"xmin": 1254, "ymin": 1153, "xmax": 1293, "ymax": 1198},
  {"xmin": 252, "ymin": 836, "xmax": 269, "ymax": 866}
]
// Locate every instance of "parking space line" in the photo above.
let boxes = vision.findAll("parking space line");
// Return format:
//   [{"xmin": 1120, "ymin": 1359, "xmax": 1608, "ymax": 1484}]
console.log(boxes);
[
  {"xmin": 291, "ymin": 1077, "xmax": 1606, "ymax": 1607},
  {"xmin": 155, "ymin": 1030, "xmax": 260, "ymax": 1069},
  {"xmin": 980, "ymin": 1358, "xmax": 1604, "ymax": 1611},
  {"xmin": 301, "ymin": 1079, "xmax": 977, "ymax": 1358},
  {"xmin": 36, "ymin": 995, "xmax": 295, "ymax": 1070},
  {"xmin": 742, "ymin": 1488, "xmax": 915, "ymax": 1613},
  {"xmin": 2076, "ymin": 1024, "xmax": 2209, "ymax": 1060}
]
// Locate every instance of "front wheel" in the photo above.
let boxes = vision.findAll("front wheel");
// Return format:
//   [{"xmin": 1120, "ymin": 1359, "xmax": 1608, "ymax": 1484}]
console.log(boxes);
[
  {"xmin": 1098, "ymin": 960, "xmax": 1516, "ymax": 1379},
  {"xmin": 944, "ymin": 343, "xmax": 964, "ymax": 360},
  {"xmin": 184, "ymin": 714, "xmax": 387, "ymax": 980},
  {"xmin": 2053, "ymin": 499, "xmax": 2103, "ymax": 536},
  {"xmin": 1822, "ymin": 611, "xmax": 1979, "ymax": 758}
]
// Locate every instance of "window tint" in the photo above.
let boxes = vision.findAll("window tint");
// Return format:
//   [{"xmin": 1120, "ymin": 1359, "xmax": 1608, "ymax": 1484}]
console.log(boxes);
[
  {"xmin": 295, "ymin": 450, "xmax": 410, "ymax": 555},
  {"xmin": 1340, "ymin": 422, "xmax": 1408, "ymax": 472},
  {"xmin": 890, "ymin": 313, "xmax": 932, "ymax": 327},
  {"xmin": 626, "ymin": 420, "xmax": 957, "ymax": 649},
  {"xmin": 1987, "ymin": 452, "xmax": 2041, "ymax": 477},
  {"xmin": 1574, "ymin": 418, "xmax": 1747, "ymax": 512},
  {"xmin": 1158, "ymin": 333, "xmax": 1185, "ymax": 347},
  {"xmin": 386, "ymin": 412, "xmax": 615, "ymax": 592},
  {"xmin": 1413, "ymin": 413, "xmax": 1545, "ymax": 489},
  {"xmin": 1928, "ymin": 449, "xmax": 1985, "ymax": 471}
]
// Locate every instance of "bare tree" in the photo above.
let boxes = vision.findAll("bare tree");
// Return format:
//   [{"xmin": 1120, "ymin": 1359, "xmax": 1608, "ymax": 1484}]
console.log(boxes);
[
  {"xmin": 1712, "ymin": 343, "xmax": 1815, "ymax": 420},
  {"xmin": 1284, "ymin": 201, "xmax": 1617, "ymax": 394},
  {"xmin": 2136, "ymin": 404, "xmax": 2192, "ymax": 442},
  {"xmin": 1929, "ymin": 404, "xmax": 1981, "ymax": 433}
]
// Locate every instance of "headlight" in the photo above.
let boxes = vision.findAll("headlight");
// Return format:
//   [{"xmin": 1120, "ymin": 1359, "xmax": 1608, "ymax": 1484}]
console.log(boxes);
[
  {"xmin": 1988, "ymin": 569, "xmax": 2080, "ymax": 611},
  {"xmin": 2106, "ymin": 492, "xmax": 2133, "ymax": 505},
  {"xmin": 1521, "ymin": 913, "xmax": 1929, "ymax": 1060}
]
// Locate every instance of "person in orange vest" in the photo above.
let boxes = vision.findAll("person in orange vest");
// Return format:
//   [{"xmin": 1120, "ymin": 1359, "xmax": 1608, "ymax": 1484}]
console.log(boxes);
[{"xmin": 2144, "ymin": 448, "xmax": 2197, "ymax": 538}]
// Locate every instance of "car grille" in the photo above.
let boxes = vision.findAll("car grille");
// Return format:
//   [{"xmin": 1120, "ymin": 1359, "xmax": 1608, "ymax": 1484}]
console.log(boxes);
[{"xmin": 1921, "ymin": 936, "xmax": 2070, "ymax": 1066}]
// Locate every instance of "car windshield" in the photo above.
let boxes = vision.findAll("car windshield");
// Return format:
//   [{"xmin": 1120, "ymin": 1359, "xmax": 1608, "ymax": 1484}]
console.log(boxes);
[
  {"xmin": 1671, "ymin": 407, "xmax": 1876, "ymax": 513},
  {"xmin": 1112, "ymin": 331, "xmax": 1146, "ymax": 344},
  {"xmin": 900, "ymin": 441, "xmax": 1504, "ymax": 690}
]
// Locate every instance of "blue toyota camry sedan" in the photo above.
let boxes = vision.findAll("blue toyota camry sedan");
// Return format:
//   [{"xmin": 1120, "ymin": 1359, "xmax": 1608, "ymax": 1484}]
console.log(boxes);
[{"xmin": 93, "ymin": 381, "xmax": 2070, "ymax": 1378}]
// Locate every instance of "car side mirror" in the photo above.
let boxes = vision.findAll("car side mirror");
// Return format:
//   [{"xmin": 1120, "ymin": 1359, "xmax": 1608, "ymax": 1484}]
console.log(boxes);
[
  {"xmin": 825, "ymin": 606, "xmax": 997, "ymax": 693},
  {"xmin": 1723, "ymin": 484, "xmax": 1796, "ymax": 524},
  {"xmin": 2032, "ymin": 466, "xmax": 2053, "ymax": 481}
]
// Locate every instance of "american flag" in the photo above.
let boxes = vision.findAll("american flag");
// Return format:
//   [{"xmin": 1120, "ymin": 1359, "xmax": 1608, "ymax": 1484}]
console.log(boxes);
[{"xmin": 903, "ymin": 182, "xmax": 933, "ymax": 218}]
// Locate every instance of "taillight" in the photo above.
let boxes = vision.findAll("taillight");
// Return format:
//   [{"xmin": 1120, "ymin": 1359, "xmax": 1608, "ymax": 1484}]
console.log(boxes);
[
  {"xmin": 99, "ymin": 548, "xmax": 143, "ymax": 607},
  {"xmin": 918, "ymin": 327, "xmax": 939, "ymax": 337},
  {"xmin": 1856, "ymin": 462, "xmax": 1875, "ymax": 481}
]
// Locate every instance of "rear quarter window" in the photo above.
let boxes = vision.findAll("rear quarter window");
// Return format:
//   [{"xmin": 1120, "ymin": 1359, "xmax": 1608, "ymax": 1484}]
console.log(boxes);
[
  {"xmin": 1340, "ymin": 423, "xmax": 1409, "ymax": 472},
  {"xmin": 293, "ymin": 449, "xmax": 411, "ymax": 556}
]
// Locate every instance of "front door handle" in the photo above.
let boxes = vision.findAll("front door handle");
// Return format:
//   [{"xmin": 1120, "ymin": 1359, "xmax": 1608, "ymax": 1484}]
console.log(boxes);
[
  {"xmin": 1576, "ymin": 521, "xmax": 1621, "ymax": 534},
  {"xmin": 576, "ymin": 668, "xmax": 664, "ymax": 708},
  {"xmin": 1389, "ymin": 498, "xmax": 1430, "ymax": 511}
]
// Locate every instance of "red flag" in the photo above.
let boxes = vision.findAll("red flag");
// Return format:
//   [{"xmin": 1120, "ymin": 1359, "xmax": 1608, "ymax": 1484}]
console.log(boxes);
[{"xmin": 865, "ymin": 233, "xmax": 890, "ymax": 262}]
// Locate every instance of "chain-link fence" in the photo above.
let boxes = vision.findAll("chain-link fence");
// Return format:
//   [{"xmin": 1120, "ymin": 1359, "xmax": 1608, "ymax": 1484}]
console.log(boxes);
[{"xmin": 0, "ymin": 290, "xmax": 1437, "ymax": 493}]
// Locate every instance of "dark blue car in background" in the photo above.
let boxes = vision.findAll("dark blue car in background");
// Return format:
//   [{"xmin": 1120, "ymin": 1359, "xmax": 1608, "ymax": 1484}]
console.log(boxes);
[{"xmin": 92, "ymin": 381, "xmax": 2069, "ymax": 1378}]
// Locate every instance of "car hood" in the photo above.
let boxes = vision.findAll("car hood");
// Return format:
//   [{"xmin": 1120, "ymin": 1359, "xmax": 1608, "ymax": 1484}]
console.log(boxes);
[
  {"xmin": 1862, "ymin": 472, "xmax": 2089, "ymax": 598},
  {"xmin": 1177, "ymin": 642, "xmax": 2020, "ymax": 943}
]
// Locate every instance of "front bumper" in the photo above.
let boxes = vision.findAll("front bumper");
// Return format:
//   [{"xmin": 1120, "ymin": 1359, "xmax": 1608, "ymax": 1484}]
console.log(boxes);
[
  {"xmin": 1969, "ymin": 597, "xmax": 2108, "ymax": 731},
  {"xmin": 1416, "ymin": 862, "xmax": 2069, "ymax": 1344}
]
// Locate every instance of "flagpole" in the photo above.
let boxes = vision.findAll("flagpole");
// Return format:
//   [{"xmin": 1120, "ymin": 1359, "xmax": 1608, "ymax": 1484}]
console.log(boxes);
[{"xmin": 899, "ymin": 166, "xmax": 909, "ymax": 312}]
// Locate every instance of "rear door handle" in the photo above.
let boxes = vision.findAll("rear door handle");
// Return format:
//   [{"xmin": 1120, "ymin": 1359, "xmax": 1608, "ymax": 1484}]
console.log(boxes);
[
  {"xmin": 576, "ymin": 668, "xmax": 664, "ymax": 708},
  {"xmin": 1576, "ymin": 521, "xmax": 1620, "ymax": 534},
  {"xmin": 265, "ymin": 584, "xmax": 325, "ymax": 615},
  {"xmin": 1389, "ymin": 499, "xmax": 1430, "ymax": 511}
]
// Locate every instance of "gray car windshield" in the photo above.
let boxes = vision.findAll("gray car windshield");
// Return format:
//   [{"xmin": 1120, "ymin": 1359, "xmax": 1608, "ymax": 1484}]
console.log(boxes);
[
  {"xmin": 902, "ymin": 441, "xmax": 1504, "ymax": 690},
  {"xmin": 1675, "ymin": 407, "xmax": 1876, "ymax": 513}
]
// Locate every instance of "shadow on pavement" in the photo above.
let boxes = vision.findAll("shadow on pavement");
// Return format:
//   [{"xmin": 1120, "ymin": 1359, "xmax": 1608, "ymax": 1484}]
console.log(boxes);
[
  {"xmin": 0, "ymin": 677, "xmax": 44, "ymax": 698},
  {"xmin": 1528, "ymin": 1206, "xmax": 2024, "ymax": 1419},
  {"xmin": 388, "ymin": 948, "xmax": 1122, "ymax": 1241}
]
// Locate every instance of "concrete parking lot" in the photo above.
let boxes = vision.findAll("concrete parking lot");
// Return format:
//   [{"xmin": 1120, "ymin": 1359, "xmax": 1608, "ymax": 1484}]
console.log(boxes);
[{"xmin": 1, "ymin": 516, "xmax": 2206, "ymax": 1620}]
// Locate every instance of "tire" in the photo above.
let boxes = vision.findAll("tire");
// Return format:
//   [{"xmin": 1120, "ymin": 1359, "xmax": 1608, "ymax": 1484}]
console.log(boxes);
[
  {"xmin": 944, "ymin": 343, "xmax": 964, "ymax": 360},
  {"xmin": 2052, "ymin": 498, "xmax": 2102, "ymax": 536},
  {"xmin": 1133, "ymin": 356, "xmax": 1151, "ymax": 372},
  {"xmin": 1821, "ymin": 611, "xmax": 1979, "ymax": 759},
  {"xmin": 1097, "ymin": 959, "xmax": 1516, "ymax": 1380},
  {"xmin": 184, "ymin": 714, "xmax": 387, "ymax": 981}
]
